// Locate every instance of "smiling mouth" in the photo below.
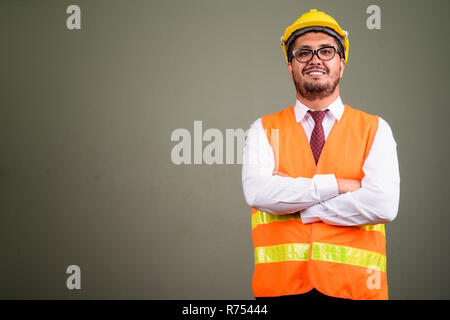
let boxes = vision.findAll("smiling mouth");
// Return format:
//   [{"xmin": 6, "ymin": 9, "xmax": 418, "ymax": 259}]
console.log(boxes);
[{"xmin": 305, "ymin": 69, "xmax": 327, "ymax": 77}]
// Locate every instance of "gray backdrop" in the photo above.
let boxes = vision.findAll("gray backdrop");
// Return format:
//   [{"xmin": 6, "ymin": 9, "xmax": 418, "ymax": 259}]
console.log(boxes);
[{"xmin": 1, "ymin": 0, "xmax": 449, "ymax": 299}]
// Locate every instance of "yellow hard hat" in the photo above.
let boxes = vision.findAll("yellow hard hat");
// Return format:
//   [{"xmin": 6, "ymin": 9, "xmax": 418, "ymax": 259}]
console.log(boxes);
[{"xmin": 281, "ymin": 9, "xmax": 349, "ymax": 63}]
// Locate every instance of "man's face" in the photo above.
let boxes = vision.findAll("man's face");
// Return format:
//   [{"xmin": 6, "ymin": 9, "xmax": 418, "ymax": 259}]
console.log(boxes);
[{"xmin": 288, "ymin": 32, "xmax": 346, "ymax": 101}]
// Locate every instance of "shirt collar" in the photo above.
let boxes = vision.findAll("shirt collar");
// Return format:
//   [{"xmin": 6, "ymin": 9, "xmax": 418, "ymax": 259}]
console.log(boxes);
[{"xmin": 294, "ymin": 96, "xmax": 345, "ymax": 123}]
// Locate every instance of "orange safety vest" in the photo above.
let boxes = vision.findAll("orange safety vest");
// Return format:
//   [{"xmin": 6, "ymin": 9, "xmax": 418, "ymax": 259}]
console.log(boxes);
[{"xmin": 251, "ymin": 104, "xmax": 388, "ymax": 300}]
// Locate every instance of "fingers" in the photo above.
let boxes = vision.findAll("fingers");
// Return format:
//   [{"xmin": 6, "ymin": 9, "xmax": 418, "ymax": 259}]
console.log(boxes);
[
  {"xmin": 272, "ymin": 170, "xmax": 290, "ymax": 177},
  {"xmin": 337, "ymin": 178, "xmax": 361, "ymax": 194}
]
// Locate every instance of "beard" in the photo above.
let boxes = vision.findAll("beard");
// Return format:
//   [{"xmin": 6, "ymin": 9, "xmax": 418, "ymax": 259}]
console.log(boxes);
[{"xmin": 293, "ymin": 66, "xmax": 341, "ymax": 101}]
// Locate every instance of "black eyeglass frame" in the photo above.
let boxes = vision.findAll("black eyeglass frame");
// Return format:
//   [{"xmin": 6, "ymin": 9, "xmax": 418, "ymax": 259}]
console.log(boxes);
[{"xmin": 291, "ymin": 46, "xmax": 340, "ymax": 63}]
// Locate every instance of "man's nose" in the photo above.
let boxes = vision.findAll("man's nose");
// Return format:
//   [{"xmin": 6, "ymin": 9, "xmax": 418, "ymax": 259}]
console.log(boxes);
[{"xmin": 309, "ymin": 51, "xmax": 322, "ymax": 64}]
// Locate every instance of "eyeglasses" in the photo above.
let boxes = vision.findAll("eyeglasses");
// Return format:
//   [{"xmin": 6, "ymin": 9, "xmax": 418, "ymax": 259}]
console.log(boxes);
[{"xmin": 292, "ymin": 46, "xmax": 339, "ymax": 63}]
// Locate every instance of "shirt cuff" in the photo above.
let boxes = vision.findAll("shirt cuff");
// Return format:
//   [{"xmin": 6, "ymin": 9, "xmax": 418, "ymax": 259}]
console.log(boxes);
[
  {"xmin": 314, "ymin": 174, "xmax": 338, "ymax": 201},
  {"xmin": 301, "ymin": 216, "xmax": 321, "ymax": 224}
]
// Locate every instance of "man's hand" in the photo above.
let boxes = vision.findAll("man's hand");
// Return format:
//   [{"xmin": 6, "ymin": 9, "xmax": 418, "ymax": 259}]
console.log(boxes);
[
  {"xmin": 336, "ymin": 179, "xmax": 361, "ymax": 194},
  {"xmin": 272, "ymin": 170, "xmax": 290, "ymax": 177}
]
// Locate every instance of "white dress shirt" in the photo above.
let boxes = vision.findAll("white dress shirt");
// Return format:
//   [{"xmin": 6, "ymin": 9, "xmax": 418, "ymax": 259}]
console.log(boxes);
[{"xmin": 241, "ymin": 97, "xmax": 400, "ymax": 226}]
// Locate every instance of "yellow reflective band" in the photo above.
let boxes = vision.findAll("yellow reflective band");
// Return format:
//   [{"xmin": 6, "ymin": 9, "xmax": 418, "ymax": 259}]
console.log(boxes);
[
  {"xmin": 359, "ymin": 224, "xmax": 385, "ymax": 236},
  {"xmin": 252, "ymin": 211, "xmax": 385, "ymax": 236},
  {"xmin": 252, "ymin": 210, "xmax": 302, "ymax": 229},
  {"xmin": 254, "ymin": 243, "xmax": 310, "ymax": 264},
  {"xmin": 311, "ymin": 242, "xmax": 386, "ymax": 272}
]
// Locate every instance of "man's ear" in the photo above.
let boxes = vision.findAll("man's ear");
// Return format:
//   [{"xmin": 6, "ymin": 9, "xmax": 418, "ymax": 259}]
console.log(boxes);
[
  {"xmin": 339, "ymin": 58, "xmax": 346, "ymax": 78},
  {"xmin": 287, "ymin": 61, "xmax": 294, "ymax": 81}
]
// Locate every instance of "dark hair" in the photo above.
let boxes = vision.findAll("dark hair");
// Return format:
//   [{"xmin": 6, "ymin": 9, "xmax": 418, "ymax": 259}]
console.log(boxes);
[{"xmin": 286, "ymin": 26, "xmax": 345, "ymax": 62}]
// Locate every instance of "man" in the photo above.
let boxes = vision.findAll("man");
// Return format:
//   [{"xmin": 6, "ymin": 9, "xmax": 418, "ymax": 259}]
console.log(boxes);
[{"xmin": 242, "ymin": 9, "xmax": 400, "ymax": 300}]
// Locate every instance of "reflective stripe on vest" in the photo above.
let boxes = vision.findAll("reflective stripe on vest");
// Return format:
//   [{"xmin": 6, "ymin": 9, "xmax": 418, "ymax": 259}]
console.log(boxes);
[
  {"xmin": 254, "ymin": 242, "xmax": 386, "ymax": 272},
  {"xmin": 311, "ymin": 242, "xmax": 386, "ymax": 272},
  {"xmin": 255, "ymin": 243, "xmax": 309, "ymax": 264},
  {"xmin": 252, "ymin": 210, "xmax": 302, "ymax": 229},
  {"xmin": 252, "ymin": 210, "xmax": 385, "ymax": 236}
]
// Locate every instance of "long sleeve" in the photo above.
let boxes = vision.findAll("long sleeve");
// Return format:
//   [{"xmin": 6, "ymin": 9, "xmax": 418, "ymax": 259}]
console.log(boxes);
[
  {"xmin": 241, "ymin": 118, "xmax": 339, "ymax": 214},
  {"xmin": 300, "ymin": 117, "xmax": 400, "ymax": 226}
]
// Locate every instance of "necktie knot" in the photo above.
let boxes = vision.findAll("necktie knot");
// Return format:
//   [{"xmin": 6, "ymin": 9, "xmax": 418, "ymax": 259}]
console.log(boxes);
[{"xmin": 308, "ymin": 110, "xmax": 328, "ymax": 125}]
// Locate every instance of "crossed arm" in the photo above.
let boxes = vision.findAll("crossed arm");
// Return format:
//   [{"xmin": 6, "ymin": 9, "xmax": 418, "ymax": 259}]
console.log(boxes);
[
  {"xmin": 274, "ymin": 169, "xmax": 361, "ymax": 194},
  {"xmin": 241, "ymin": 118, "xmax": 400, "ymax": 227}
]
